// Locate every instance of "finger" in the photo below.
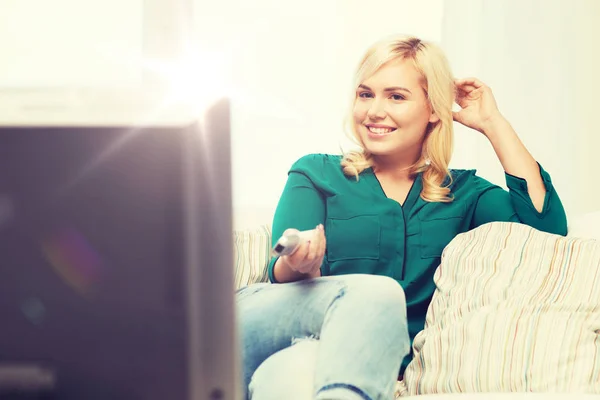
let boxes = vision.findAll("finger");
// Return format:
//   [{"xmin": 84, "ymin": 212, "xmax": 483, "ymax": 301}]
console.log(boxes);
[
  {"xmin": 307, "ymin": 225, "xmax": 326, "ymax": 272},
  {"xmin": 455, "ymin": 84, "xmax": 478, "ymax": 98},
  {"xmin": 301, "ymin": 225, "xmax": 324, "ymax": 274},
  {"xmin": 296, "ymin": 240, "xmax": 318, "ymax": 274},
  {"xmin": 454, "ymin": 93, "xmax": 471, "ymax": 109},
  {"xmin": 316, "ymin": 225, "xmax": 326, "ymax": 262},
  {"xmin": 456, "ymin": 88, "xmax": 483, "ymax": 109},
  {"xmin": 455, "ymin": 77, "xmax": 485, "ymax": 89},
  {"xmin": 454, "ymin": 95, "xmax": 468, "ymax": 108},
  {"xmin": 456, "ymin": 83, "xmax": 477, "ymax": 92},
  {"xmin": 287, "ymin": 240, "xmax": 310, "ymax": 267},
  {"xmin": 305, "ymin": 227, "xmax": 320, "ymax": 262}
]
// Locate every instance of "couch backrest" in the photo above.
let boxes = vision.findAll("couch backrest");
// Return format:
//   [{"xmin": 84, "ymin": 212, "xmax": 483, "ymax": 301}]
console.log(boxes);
[{"xmin": 233, "ymin": 224, "xmax": 272, "ymax": 290}]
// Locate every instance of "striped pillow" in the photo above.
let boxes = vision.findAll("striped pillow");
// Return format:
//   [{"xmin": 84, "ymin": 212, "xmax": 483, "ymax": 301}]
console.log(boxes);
[
  {"xmin": 233, "ymin": 224, "xmax": 272, "ymax": 290},
  {"xmin": 403, "ymin": 222, "xmax": 600, "ymax": 395}
]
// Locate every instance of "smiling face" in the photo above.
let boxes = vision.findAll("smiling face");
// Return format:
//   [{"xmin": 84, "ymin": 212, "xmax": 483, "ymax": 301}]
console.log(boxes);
[{"xmin": 353, "ymin": 58, "xmax": 439, "ymax": 164}]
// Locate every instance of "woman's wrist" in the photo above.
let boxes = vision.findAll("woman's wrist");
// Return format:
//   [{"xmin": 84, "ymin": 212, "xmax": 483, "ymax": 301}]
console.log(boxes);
[
  {"xmin": 273, "ymin": 256, "xmax": 304, "ymax": 283},
  {"xmin": 481, "ymin": 111, "xmax": 508, "ymax": 139}
]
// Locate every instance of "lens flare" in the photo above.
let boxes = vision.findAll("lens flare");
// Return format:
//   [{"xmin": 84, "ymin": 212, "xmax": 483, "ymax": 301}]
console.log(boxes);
[{"xmin": 41, "ymin": 227, "xmax": 103, "ymax": 295}]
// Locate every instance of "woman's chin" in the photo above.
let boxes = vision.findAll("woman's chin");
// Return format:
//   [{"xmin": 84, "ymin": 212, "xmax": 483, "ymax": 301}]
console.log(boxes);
[{"xmin": 364, "ymin": 145, "xmax": 397, "ymax": 157}]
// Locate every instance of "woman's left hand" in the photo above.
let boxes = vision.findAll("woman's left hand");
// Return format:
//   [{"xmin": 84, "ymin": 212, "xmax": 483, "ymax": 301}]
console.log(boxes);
[{"xmin": 453, "ymin": 77, "xmax": 503, "ymax": 135}]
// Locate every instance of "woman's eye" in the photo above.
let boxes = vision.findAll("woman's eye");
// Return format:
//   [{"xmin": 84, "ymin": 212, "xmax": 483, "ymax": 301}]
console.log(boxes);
[
  {"xmin": 358, "ymin": 92, "xmax": 373, "ymax": 98},
  {"xmin": 390, "ymin": 94, "xmax": 405, "ymax": 101}
]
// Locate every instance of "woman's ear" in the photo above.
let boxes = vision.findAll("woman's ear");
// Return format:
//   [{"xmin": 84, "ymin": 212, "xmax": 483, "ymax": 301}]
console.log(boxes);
[
  {"xmin": 429, "ymin": 111, "xmax": 440, "ymax": 124},
  {"xmin": 427, "ymin": 100, "xmax": 440, "ymax": 124}
]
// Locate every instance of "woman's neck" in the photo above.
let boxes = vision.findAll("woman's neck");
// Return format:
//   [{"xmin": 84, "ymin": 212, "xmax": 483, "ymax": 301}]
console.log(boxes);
[{"xmin": 372, "ymin": 154, "xmax": 419, "ymax": 181}]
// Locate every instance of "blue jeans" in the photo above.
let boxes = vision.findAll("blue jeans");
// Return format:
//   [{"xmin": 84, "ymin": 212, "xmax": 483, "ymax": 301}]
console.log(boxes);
[{"xmin": 236, "ymin": 274, "xmax": 410, "ymax": 400}]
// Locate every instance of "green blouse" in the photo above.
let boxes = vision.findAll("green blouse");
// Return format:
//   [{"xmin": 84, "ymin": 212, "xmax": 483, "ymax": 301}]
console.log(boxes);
[{"xmin": 267, "ymin": 153, "xmax": 567, "ymax": 363}]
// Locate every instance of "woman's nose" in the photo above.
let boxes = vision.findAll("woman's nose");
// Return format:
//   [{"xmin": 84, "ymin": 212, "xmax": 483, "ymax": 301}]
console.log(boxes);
[{"xmin": 367, "ymin": 99, "xmax": 386, "ymax": 120}]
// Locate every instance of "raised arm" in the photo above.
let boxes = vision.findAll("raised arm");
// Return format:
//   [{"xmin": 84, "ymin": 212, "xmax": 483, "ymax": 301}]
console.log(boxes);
[
  {"xmin": 454, "ymin": 77, "xmax": 567, "ymax": 234},
  {"xmin": 480, "ymin": 112, "xmax": 547, "ymax": 211}
]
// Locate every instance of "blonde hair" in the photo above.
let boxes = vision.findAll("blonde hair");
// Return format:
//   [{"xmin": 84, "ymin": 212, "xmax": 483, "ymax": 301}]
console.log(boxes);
[{"xmin": 341, "ymin": 35, "xmax": 455, "ymax": 203}]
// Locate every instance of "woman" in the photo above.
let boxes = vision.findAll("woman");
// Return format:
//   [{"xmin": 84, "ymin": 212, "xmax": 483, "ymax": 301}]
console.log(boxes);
[{"xmin": 237, "ymin": 35, "xmax": 567, "ymax": 400}]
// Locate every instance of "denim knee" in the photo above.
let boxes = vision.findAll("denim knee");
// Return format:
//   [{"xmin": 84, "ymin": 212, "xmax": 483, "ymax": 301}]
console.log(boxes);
[
  {"xmin": 344, "ymin": 275, "xmax": 406, "ymax": 309},
  {"xmin": 249, "ymin": 339, "xmax": 319, "ymax": 400}
]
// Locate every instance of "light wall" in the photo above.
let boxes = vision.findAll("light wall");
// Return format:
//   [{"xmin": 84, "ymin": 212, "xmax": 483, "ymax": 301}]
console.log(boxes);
[
  {"xmin": 442, "ymin": 0, "xmax": 600, "ymax": 220},
  {"xmin": 193, "ymin": 0, "xmax": 445, "ymax": 227},
  {"xmin": 4, "ymin": 1, "xmax": 593, "ymax": 228},
  {"xmin": 573, "ymin": 0, "xmax": 600, "ymax": 214},
  {"xmin": 195, "ymin": 0, "xmax": 598, "ymax": 228}
]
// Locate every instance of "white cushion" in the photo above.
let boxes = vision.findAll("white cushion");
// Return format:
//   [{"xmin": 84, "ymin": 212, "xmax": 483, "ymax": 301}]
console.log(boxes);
[
  {"xmin": 403, "ymin": 222, "xmax": 600, "ymax": 395},
  {"xmin": 233, "ymin": 224, "xmax": 271, "ymax": 290}
]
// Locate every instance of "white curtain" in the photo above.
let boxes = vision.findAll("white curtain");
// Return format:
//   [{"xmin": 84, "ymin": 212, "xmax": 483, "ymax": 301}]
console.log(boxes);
[{"xmin": 441, "ymin": 0, "xmax": 600, "ymax": 218}]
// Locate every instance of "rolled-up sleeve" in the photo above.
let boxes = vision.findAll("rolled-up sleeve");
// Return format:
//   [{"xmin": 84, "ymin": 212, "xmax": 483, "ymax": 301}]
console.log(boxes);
[{"xmin": 471, "ymin": 163, "xmax": 567, "ymax": 236}]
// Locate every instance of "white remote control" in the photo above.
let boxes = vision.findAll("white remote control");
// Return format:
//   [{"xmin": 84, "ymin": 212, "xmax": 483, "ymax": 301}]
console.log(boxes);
[{"xmin": 271, "ymin": 229, "xmax": 315, "ymax": 256}]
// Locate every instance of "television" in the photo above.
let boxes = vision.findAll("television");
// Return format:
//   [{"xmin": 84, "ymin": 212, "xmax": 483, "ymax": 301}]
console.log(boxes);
[{"xmin": 0, "ymin": 0, "xmax": 239, "ymax": 397}]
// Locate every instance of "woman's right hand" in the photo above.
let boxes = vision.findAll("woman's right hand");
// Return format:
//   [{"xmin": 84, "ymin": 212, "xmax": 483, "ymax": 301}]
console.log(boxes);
[{"xmin": 279, "ymin": 224, "xmax": 326, "ymax": 275}]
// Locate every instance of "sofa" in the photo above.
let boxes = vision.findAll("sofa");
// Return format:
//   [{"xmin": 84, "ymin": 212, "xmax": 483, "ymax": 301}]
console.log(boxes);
[{"xmin": 233, "ymin": 210, "xmax": 600, "ymax": 398}]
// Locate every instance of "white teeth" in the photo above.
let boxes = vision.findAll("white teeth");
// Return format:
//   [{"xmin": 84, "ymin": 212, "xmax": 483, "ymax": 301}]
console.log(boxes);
[{"xmin": 368, "ymin": 126, "xmax": 394, "ymax": 134}]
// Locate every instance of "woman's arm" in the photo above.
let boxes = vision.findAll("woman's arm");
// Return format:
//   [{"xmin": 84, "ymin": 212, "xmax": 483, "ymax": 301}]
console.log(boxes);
[
  {"xmin": 268, "ymin": 156, "xmax": 327, "ymax": 283},
  {"xmin": 481, "ymin": 115, "xmax": 546, "ymax": 212},
  {"xmin": 454, "ymin": 77, "xmax": 567, "ymax": 235}
]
